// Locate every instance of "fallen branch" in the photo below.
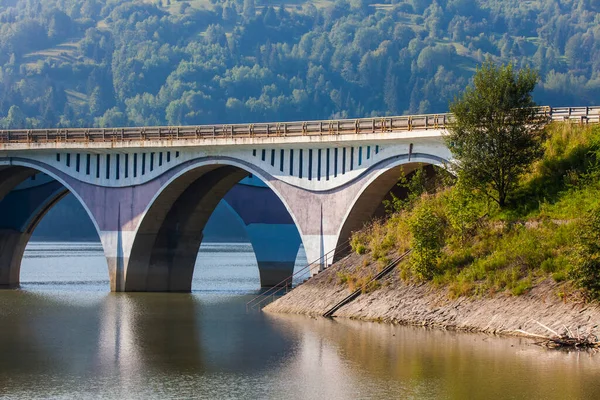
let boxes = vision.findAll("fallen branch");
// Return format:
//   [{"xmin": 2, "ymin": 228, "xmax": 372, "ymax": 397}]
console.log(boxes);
[{"xmin": 514, "ymin": 321, "xmax": 600, "ymax": 350}]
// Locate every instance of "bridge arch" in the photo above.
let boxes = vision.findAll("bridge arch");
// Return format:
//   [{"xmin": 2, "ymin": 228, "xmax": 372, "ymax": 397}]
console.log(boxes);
[
  {"xmin": 123, "ymin": 157, "xmax": 306, "ymax": 292},
  {"xmin": 332, "ymin": 154, "xmax": 452, "ymax": 260},
  {"xmin": 0, "ymin": 162, "xmax": 105, "ymax": 288}
]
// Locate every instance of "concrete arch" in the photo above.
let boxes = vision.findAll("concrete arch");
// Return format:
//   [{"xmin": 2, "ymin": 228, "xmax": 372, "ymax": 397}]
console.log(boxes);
[
  {"xmin": 123, "ymin": 158, "xmax": 307, "ymax": 292},
  {"xmin": 0, "ymin": 166, "xmax": 102, "ymax": 288},
  {"xmin": 332, "ymin": 154, "xmax": 451, "ymax": 260},
  {"xmin": 1, "ymin": 159, "xmax": 104, "ymax": 236}
]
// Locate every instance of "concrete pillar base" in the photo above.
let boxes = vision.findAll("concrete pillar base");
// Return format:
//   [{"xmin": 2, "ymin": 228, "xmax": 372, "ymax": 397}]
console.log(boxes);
[
  {"xmin": 257, "ymin": 261, "xmax": 295, "ymax": 287},
  {"xmin": 0, "ymin": 230, "xmax": 29, "ymax": 289},
  {"xmin": 0, "ymin": 283, "xmax": 19, "ymax": 289}
]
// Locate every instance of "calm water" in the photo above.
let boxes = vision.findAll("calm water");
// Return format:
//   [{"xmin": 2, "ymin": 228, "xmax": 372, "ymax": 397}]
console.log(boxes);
[{"xmin": 0, "ymin": 243, "xmax": 599, "ymax": 399}]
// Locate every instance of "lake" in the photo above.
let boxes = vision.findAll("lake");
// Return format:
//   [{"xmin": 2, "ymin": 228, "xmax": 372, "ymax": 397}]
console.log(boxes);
[{"xmin": 0, "ymin": 242, "xmax": 598, "ymax": 399}]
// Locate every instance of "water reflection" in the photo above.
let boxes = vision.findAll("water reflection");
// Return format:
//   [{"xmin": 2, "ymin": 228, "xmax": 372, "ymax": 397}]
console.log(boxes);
[
  {"xmin": 1, "ymin": 243, "xmax": 599, "ymax": 399},
  {"xmin": 266, "ymin": 314, "xmax": 600, "ymax": 399}
]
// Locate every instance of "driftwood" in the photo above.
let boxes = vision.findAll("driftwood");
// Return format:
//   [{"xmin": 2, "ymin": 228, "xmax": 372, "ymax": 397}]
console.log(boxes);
[{"xmin": 515, "ymin": 320, "xmax": 600, "ymax": 350}]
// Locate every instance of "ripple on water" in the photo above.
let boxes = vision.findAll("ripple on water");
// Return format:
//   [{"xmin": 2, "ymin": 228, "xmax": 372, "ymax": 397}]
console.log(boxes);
[{"xmin": 0, "ymin": 242, "xmax": 599, "ymax": 399}]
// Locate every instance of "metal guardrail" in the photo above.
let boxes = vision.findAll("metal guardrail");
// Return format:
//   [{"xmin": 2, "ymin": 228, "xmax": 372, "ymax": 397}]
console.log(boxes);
[
  {"xmin": 1, "ymin": 106, "xmax": 597, "ymax": 145},
  {"xmin": 322, "ymin": 249, "xmax": 411, "ymax": 318}
]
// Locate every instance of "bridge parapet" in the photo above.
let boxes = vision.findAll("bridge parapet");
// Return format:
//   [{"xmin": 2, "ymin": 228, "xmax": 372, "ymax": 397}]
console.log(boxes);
[
  {"xmin": 0, "ymin": 114, "xmax": 449, "ymax": 147},
  {"xmin": 0, "ymin": 106, "xmax": 596, "ymax": 150}
]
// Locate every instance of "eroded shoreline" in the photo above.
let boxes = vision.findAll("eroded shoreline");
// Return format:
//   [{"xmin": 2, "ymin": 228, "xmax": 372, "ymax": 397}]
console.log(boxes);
[{"xmin": 264, "ymin": 252, "xmax": 600, "ymax": 338}]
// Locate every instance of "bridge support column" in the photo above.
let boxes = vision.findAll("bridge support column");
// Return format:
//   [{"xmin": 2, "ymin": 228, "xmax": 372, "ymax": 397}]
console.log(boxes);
[
  {"xmin": 76, "ymin": 181, "xmax": 161, "ymax": 292},
  {"xmin": 268, "ymin": 160, "xmax": 429, "ymax": 276},
  {"xmin": 223, "ymin": 180, "xmax": 302, "ymax": 287},
  {"xmin": 246, "ymin": 224, "xmax": 301, "ymax": 287},
  {"xmin": 0, "ymin": 231, "xmax": 29, "ymax": 288},
  {"xmin": 269, "ymin": 182, "xmax": 356, "ymax": 276}
]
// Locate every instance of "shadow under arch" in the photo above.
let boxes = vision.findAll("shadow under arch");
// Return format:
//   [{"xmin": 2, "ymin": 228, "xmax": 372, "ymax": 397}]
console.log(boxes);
[
  {"xmin": 333, "ymin": 154, "xmax": 452, "ymax": 262},
  {"xmin": 0, "ymin": 164, "xmax": 105, "ymax": 288},
  {"xmin": 124, "ymin": 158, "xmax": 306, "ymax": 292}
]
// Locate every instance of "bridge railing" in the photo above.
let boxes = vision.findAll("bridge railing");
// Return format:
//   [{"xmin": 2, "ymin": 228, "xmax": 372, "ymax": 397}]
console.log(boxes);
[
  {"xmin": 0, "ymin": 106, "xmax": 597, "ymax": 145},
  {"xmin": 245, "ymin": 240, "xmax": 352, "ymax": 311}
]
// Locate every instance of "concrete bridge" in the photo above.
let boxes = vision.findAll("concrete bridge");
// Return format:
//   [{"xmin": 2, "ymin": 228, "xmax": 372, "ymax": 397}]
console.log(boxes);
[{"xmin": 0, "ymin": 106, "xmax": 597, "ymax": 292}]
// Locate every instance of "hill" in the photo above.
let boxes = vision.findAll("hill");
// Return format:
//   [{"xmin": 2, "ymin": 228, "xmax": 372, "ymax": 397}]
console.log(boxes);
[{"xmin": 0, "ymin": 0, "xmax": 599, "ymax": 129}]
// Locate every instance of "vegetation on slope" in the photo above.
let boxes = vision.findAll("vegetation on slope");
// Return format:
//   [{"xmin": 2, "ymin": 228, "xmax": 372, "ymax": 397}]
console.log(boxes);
[
  {"xmin": 351, "ymin": 122, "xmax": 600, "ymax": 301},
  {"xmin": 0, "ymin": 0, "xmax": 600, "ymax": 128}
]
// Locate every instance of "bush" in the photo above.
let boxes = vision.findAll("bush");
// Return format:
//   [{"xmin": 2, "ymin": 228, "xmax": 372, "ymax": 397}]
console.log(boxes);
[
  {"xmin": 408, "ymin": 197, "xmax": 446, "ymax": 279},
  {"xmin": 570, "ymin": 204, "xmax": 600, "ymax": 300}
]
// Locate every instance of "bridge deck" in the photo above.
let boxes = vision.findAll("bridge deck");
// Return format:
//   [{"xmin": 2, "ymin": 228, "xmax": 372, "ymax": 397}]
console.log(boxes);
[{"xmin": 0, "ymin": 106, "xmax": 598, "ymax": 150}]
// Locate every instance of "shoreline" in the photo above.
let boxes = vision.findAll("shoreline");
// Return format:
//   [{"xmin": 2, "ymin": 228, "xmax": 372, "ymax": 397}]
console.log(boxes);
[{"xmin": 264, "ymin": 252, "xmax": 600, "ymax": 339}]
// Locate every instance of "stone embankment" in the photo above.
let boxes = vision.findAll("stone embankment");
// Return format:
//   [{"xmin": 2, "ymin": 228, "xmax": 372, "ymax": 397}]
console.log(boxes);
[{"xmin": 264, "ymin": 252, "xmax": 600, "ymax": 338}]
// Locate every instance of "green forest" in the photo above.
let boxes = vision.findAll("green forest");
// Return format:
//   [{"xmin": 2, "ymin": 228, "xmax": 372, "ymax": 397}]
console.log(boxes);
[{"xmin": 0, "ymin": 0, "xmax": 598, "ymax": 128}]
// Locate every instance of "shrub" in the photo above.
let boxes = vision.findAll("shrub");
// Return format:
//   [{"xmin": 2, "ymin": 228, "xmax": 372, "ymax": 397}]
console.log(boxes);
[
  {"xmin": 408, "ymin": 197, "xmax": 446, "ymax": 279},
  {"xmin": 570, "ymin": 204, "xmax": 600, "ymax": 300},
  {"xmin": 511, "ymin": 279, "xmax": 532, "ymax": 296},
  {"xmin": 350, "ymin": 229, "xmax": 369, "ymax": 254}
]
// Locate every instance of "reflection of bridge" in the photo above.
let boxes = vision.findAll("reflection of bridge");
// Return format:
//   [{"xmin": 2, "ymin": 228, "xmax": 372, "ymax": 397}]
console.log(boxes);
[{"xmin": 0, "ymin": 107, "xmax": 597, "ymax": 292}]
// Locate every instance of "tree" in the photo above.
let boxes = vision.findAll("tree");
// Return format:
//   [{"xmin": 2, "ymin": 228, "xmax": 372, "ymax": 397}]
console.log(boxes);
[
  {"xmin": 97, "ymin": 107, "xmax": 128, "ymax": 128},
  {"xmin": 571, "ymin": 204, "xmax": 600, "ymax": 300},
  {"xmin": 445, "ymin": 61, "xmax": 543, "ymax": 208},
  {"xmin": 89, "ymin": 86, "xmax": 105, "ymax": 117},
  {"xmin": 243, "ymin": 0, "xmax": 255, "ymax": 20},
  {"xmin": 4, "ymin": 105, "xmax": 26, "ymax": 128}
]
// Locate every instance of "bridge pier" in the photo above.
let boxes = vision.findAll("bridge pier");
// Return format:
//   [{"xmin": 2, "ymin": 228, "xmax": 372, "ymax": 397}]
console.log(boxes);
[
  {"xmin": 0, "ymin": 231, "xmax": 29, "ymax": 288},
  {"xmin": 266, "ymin": 158, "xmax": 432, "ymax": 275},
  {"xmin": 223, "ymin": 180, "xmax": 302, "ymax": 287},
  {"xmin": 247, "ymin": 224, "xmax": 301, "ymax": 287},
  {"xmin": 119, "ymin": 165, "xmax": 249, "ymax": 292}
]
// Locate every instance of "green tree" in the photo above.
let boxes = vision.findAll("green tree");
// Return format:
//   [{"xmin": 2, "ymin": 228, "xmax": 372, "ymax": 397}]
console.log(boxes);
[
  {"xmin": 445, "ymin": 61, "xmax": 543, "ymax": 208},
  {"xmin": 97, "ymin": 107, "xmax": 128, "ymax": 128},
  {"xmin": 89, "ymin": 86, "xmax": 105, "ymax": 117},
  {"xmin": 4, "ymin": 105, "xmax": 26, "ymax": 128},
  {"xmin": 571, "ymin": 204, "xmax": 600, "ymax": 300},
  {"xmin": 243, "ymin": 0, "xmax": 255, "ymax": 20},
  {"xmin": 408, "ymin": 198, "xmax": 445, "ymax": 280}
]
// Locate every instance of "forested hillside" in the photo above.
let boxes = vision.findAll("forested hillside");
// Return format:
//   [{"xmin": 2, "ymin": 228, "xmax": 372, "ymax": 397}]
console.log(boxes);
[{"xmin": 0, "ymin": 0, "xmax": 598, "ymax": 128}]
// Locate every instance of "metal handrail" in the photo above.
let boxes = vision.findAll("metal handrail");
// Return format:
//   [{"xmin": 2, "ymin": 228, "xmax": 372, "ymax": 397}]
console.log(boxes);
[
  {"xmin": 1, "ymin": 106, "xmax": 597, "ymax": 145},
  {"xmin": 322, "ymin": 249, "xmax": 411, "ymax": 318},
  {"xmin": 245, "ymin": 241, "xmax": 352, "ymax": 311}
]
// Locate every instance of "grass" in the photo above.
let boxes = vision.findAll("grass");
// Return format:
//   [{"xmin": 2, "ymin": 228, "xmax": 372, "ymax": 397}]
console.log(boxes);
[{"xmin": 349, "ymin": 122, "xmax": 600, "ymax": 299}]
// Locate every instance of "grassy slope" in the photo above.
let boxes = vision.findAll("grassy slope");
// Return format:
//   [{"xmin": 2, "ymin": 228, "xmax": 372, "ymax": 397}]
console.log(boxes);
[{"xmin": 350, "ymin": 122, "xmax": 600, "ymax": 301}]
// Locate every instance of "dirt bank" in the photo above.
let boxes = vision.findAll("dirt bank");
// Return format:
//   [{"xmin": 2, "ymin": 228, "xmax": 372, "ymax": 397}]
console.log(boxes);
[{"xmin": 264, "ymin": 252, "xmax": 600, "ymax": 338}]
